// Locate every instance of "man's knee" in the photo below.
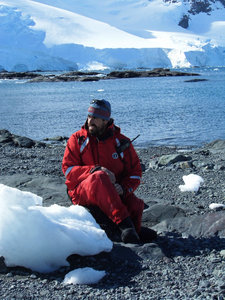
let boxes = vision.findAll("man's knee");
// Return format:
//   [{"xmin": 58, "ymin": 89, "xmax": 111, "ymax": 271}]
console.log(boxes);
[
  {"xmin": 88, "ymin": 170, "xmax": 112, "ymax": 187},
  {"xmin": 90, "ymin": 170, "xmax": 108, "ymax": 179}
]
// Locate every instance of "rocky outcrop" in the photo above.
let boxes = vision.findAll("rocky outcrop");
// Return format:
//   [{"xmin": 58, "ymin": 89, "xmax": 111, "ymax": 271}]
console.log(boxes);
[
  {"xmin": 0, "ymin": 257, "xmax": 7, "ymax": 274},
  {"xmin": 105, "ymin": 69, "xmax": 199, "ymax": 79},
  {"xmin": 188, "ymin": 0, "xmax": 212, "ymax": 15},
  {"xmin": 203, "ymin": 139, "xmax": 225, "ymax": 155},
  {"xmin": 0, "ymin": 69, "xmax": 200, "ymax": 83},
  {"xmin": 0, "ymin": 175, "xmax": 67, "ymax": 207},
  {"xmin": 0, "ymin": 129, "xmax": 45, "ymax": 148},
  {"xmin": 147, "ymin": 142, "xmax": 225, "ymax": 171},
  {"xmin": 142, "ymin": 204, "xmax": 186, "ymax": 227},
  {"xmin": 153, "ymin": 210, "xmax": 225, "ymax": 238},
  {"xmin": 0, "ymin": 72, "xmax": 40, "ymax": 80},
  {"xmin": 184, "ymin": 78, "xmax": 208, "ymax": 82},
  {"xmin": 178, "ymin": 14, "xmax": 190, "ymax": 29},
  {"xmin": 176, "ymin": 0, "xmax": 225, "ymax": 28}
]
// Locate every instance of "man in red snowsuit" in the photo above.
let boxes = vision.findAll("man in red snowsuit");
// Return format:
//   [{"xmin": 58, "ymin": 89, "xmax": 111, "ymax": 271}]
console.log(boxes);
[{"xmin": 62, "ymin": 99, "xmax": 157, "ymax": 244}]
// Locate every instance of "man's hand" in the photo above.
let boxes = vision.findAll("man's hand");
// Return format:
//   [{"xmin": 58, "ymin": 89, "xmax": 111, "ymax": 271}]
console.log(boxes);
[
  {"xmin": 114, "ymin": 183, "xmax": 124, "ymax": 196},
  {"xmin": 101, "ymin": 167, "xmax": 116, "ymax": 184},
  {"xmin": 100, "ymin": 168, "xmax": 123, "ymax": 195}
]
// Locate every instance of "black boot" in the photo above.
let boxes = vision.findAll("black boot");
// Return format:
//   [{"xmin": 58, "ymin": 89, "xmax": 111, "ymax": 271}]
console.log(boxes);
[
  {"xmin": 118, "ymin": 217, "xmax": 140, "ymax": 244},
  {"xmin": 139, "ymin": 227, "xmax": 157, "ymax": 243}
]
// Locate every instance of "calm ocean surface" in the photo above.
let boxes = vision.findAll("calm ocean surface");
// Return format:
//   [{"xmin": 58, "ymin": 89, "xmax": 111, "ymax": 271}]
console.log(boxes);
[{"xmin": 0, "ymin": 67, "xmax": 225, "ymax": 147}]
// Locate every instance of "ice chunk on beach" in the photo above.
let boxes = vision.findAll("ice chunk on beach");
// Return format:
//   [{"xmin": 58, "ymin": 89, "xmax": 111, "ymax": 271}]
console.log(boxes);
[
  {"xmin": 0, "ymin": 184, "xmax": 112, "ymax": 273},
  {"xmin": 63, "ymin": 267, "xmax": 106, "ymax": 285},
  {"xmin": 209, "ymin": 203, "xmax": 225, "ymax": 210},
  {"xmin": 179, "ymin": 174, "xmax": 204, "ymax": 192}
]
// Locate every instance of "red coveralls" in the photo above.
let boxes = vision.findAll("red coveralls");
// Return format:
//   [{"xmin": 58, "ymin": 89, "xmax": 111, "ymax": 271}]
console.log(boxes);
[{"xmin": 62, "ymin": 121, "xmax": 144, "ymax": 232}]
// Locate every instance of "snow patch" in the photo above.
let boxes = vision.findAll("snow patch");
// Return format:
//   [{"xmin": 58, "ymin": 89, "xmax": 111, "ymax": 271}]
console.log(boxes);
[
  {"xmin": 209, "ymin": 203, "xmax": 225, "ymax": 210},
  {"xmin": 63, "ymin": 267, "xmax": 106, "ymax": 285},
  {"xmin": 179, "ymin": 174, "xmax": 204, "ymax": 192}
]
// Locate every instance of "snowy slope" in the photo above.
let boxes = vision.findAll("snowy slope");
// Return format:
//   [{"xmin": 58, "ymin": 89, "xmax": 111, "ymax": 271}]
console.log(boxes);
[{"xmin": 0, "ymin": 0, "xmax": 225, "ymax": 71}]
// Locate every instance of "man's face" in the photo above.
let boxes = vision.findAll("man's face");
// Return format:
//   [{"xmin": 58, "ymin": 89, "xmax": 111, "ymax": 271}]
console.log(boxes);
[{"xmin": 87, "ymin": 115, "xmax": 108, "ymax": 136}]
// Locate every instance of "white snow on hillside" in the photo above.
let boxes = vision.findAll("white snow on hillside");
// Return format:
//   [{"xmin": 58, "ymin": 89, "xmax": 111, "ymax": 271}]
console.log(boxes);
[{"xmin": 0, "ymin": 0, "xmax": 225, "ymax": 71}]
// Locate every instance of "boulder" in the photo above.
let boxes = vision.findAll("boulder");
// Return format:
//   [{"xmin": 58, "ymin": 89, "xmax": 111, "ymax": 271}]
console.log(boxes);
[
  {"xmin": 205, "ymin": 140, "xmax": 225, "ymax": 155},
  {"xmin": 0, "ymin": 175, "xmax": 67, "ymax": 207},
  {"xmin": 13, "ymin": 136, "xmax": 35, "ymax": 148},
  {"xmin": 148, "ymin": 153, "xmax": 193, "ymax": 169},
  {"xmin": 158, "ymin": 154, "xmax": 192, "ymax": 167},
  {"xmin": 0, "ymin": 129, "xmax": 14, "ymax": 146},
  {"xmin": 43, "ymin": 136, "xmax": 68, "ymax": 144},
  {"xmin": 0, "ymin": 130, "xmax": 12, "ymax": 143},
  {"xmin": 0, "ymin": 256, "xmax": 7, "ymax": 274},
  {"xmin": 178, "ymin": 14, "xmax": 189, "ymax": 29},
  {"xmin": 142, "ymin": 204, "xmax": 186, "ymax": 226},
  {"xmin": 153, "ymin": 211, "xmax": 225, "ymax": 238},
  {"xmin": 0, "ymin": 129, "xmax": 44, "ymax": 148}
]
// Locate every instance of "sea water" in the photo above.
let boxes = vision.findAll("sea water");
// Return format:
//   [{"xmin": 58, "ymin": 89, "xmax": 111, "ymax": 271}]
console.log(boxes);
[{"xmin": 0, "ymin": 67, "xmax": 224, "ymax": 147}]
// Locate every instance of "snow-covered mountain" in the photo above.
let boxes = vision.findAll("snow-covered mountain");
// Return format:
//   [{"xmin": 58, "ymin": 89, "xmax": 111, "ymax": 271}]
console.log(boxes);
[{"xmin": 0, "ymin": 0, "xmax": 225, "ymax": 71}]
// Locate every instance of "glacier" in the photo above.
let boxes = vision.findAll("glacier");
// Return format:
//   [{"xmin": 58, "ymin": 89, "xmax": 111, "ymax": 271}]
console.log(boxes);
[{"xmin": 0, "ymin": 0, "xmax": 225, "ymax": 71}]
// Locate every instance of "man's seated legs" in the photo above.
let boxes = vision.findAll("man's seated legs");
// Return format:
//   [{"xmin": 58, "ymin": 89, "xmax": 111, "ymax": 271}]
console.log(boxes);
[{"xmin": 68, "ymin": 171, "xmax": 140, "ymax": 243}]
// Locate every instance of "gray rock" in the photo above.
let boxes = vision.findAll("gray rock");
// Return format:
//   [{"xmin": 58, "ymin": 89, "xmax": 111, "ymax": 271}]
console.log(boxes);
[
  {"xmin": 142, "ymin": 204, "xmax": 186, "ymax": 226},
  {"xmin": 109, "ymin": 242, "xmax": 165, "ymax": 265},
  {"xmin": 0, "ymin": 256, "xmax": 7, "ymax": 273},
  {"xmin": 44, "ymin": 136, "xmax": 68, "ymax": 142},
  {"xmin": 148, "ymin": 157, "xmax": 160, "ymax": 170},
  {"xmin": 0, "ymin": 129, "xmax": 43, "ymax": 148},
  {"xmin": 179, "ymin": 161, "xmax": 194, "ymax": 169},
  {"xmin": 178, "ymin": 14, "xmax": 189, "ymax": 29},
  {"xmin": 0, "ymin": 135, "xmax": 12, "ymax": 144},
  {"xmin": 0, "ymin": 175, "xmax": 67, "ymax": 206},
  {"xmin": 205, "ymin": 139, "xmax": 225, "ymax": 154},
  {"xmin": 148, "ymin": 154, "xmax": 193, "ymax": 170},
  {"xmin": 153, "ymin": 211, "xmax": 225, "ymax": 238},
  {"xmin": 13, "ymin": 136, "xmax": 35, "ymax": 148},
  {"xmin": 158, "ymin": 154, "xmax": 192, "ymax": 167},
  {"xmin": 134, "ymin": 243, "xmax": 165, "ymax": 261}
]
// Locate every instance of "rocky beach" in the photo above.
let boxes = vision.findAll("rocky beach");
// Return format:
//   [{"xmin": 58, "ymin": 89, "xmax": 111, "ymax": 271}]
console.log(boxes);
[{"xmin": 0, "ymin": 129, "xmax": 224, "ymax": 299}]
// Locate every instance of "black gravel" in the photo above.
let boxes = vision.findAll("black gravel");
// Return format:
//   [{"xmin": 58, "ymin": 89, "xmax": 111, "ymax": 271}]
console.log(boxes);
[{"xmin": 0, "ymin": 136, "xmax": 225, "ymax": 300}]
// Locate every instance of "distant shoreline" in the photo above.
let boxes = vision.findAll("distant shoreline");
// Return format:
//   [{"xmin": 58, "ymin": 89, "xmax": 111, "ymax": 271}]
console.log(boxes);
[
  {"xmin": 0, "ymin": 68, "xmax": 200, "ymax": 83},
  {"xmin": 1, "ymin": 128, "xmax": 224, "ymax": 150}
]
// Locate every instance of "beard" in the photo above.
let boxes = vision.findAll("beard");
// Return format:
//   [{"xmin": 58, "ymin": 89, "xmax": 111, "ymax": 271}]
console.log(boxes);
[
  {"xmin": 88, "ymin": 125, "xmax": 98, "ymax": 136},
  {"xmin": 88, "ymin": 124, "xmax": 105, "ymax": 137}
]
